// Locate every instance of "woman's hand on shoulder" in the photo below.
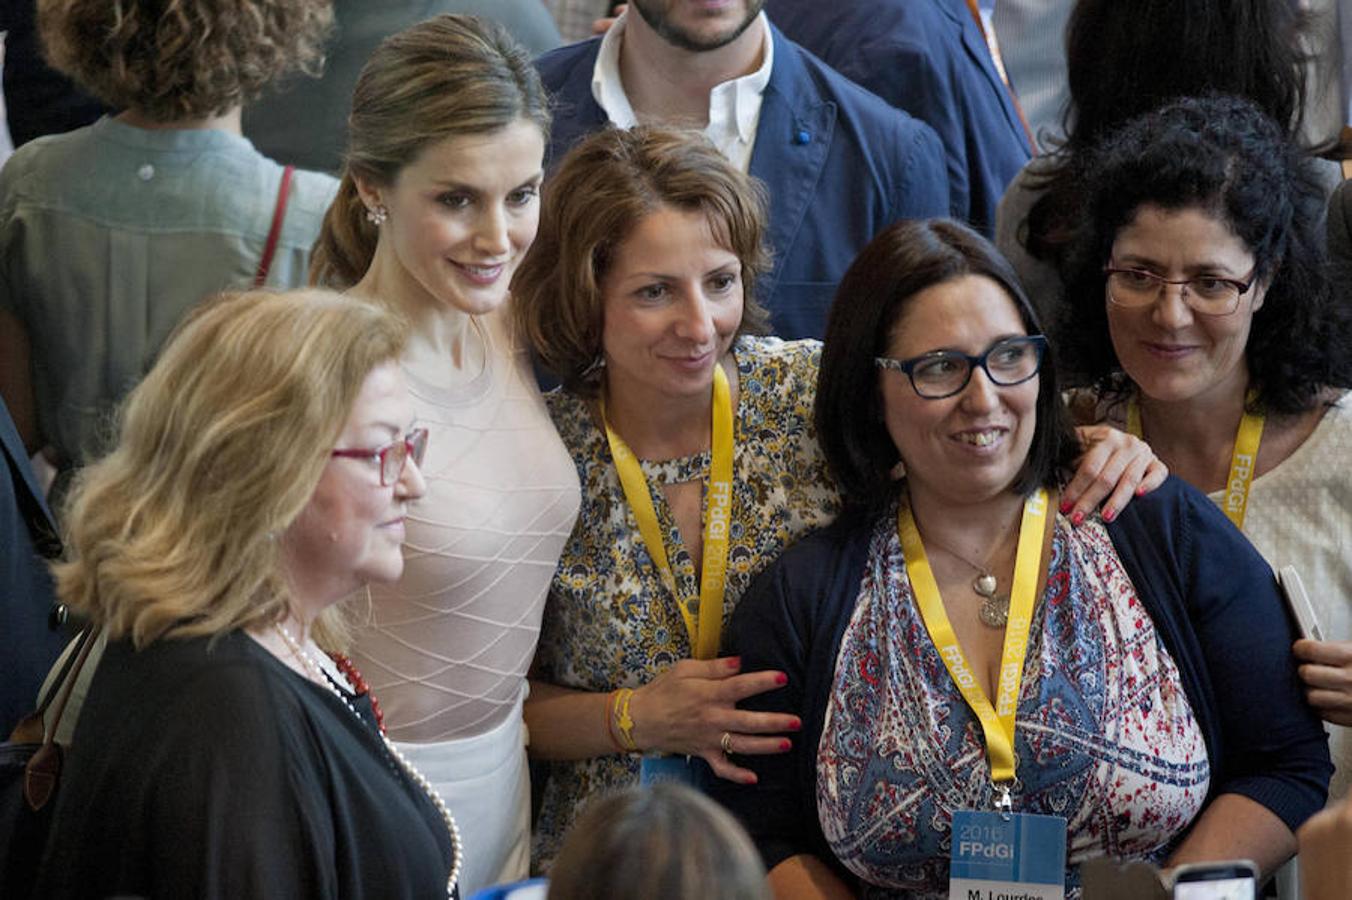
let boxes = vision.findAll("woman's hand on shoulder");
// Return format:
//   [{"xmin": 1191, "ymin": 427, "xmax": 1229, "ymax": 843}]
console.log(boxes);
[
  {"xmin": 630, "ymin": 656, "xmax": 800, "ymax": 784},
  {"xmin": 1064, "ymin": 424, "xmax": 1167, "ymax": 525},
  {"xmin": 1293, "ymin": 639, "xmax": 1352, "ymax": 726}
]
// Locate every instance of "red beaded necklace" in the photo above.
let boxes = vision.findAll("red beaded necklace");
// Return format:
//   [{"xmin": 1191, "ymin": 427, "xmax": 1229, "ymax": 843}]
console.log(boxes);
[{"xmin": 330, "ymin": 653, "xmax": 386, "ymax": 735}]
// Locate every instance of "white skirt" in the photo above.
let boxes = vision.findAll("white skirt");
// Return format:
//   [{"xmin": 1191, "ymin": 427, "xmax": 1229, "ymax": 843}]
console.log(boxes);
[{"xmin": 393, "ymin": 686, "xmax": 531, "ymax": 897}]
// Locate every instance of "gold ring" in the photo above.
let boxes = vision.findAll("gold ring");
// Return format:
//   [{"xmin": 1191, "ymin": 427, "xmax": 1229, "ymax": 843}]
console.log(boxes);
[{"xmin": 720, "ymin": 731, "xmax": 734, "ymax": 755}]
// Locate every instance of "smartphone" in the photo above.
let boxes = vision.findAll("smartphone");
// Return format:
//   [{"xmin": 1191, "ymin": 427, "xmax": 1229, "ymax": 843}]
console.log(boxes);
[
  {"xmin": 1170, "ymin": 860, "xmax": 1257, "ymax": 900},
  {"xmin": 1278, "ymin": 565, "xmax": 1325, "ymax": 641}
]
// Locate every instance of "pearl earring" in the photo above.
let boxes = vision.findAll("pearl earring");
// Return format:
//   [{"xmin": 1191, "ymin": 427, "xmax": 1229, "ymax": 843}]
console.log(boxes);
[{"xmin": 365, "ymin": 205, "xmax": 388, "ymax": 227}]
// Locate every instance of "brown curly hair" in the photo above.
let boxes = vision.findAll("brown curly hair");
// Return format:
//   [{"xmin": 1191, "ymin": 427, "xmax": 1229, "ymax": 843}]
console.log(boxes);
[{"xmin": 38, "ymin": 0, "xmax": 333, "ymax": 122}]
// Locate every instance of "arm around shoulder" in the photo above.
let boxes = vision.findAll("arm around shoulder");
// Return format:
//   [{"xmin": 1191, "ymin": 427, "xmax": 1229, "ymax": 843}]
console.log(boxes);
[{"xmin": 1111, "ymin": 480, "xmax": 1331, "ymax": 867}]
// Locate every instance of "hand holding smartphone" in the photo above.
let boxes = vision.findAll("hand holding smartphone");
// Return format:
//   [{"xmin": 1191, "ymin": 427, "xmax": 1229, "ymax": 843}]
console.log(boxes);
[
  {"xmin": 1169, "ymin": 860, "xmax": 1257, "ymax": 900},
  {"xmin": 1278, "ymin": 565, "xmax": 1324, "ymax": 642}
]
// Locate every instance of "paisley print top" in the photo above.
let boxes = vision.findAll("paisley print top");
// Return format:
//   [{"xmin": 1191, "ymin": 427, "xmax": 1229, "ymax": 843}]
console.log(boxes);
[
  {"xmin": 817, "ymin": 509, "xmax": 1210, "ymax": 898},
  {"xmin": 533, "ymin": 336, "xmax": 842, "ymax": 866}
]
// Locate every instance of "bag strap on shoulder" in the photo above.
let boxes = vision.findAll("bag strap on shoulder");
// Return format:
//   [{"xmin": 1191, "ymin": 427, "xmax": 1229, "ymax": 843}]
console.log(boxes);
[
  {"xmin": 253, "ymin": 164, "xmax": 295, "ymax": 288},
  {"xmin": 22, "ymin": 625, "xmax": 100, "ymax": 810}
]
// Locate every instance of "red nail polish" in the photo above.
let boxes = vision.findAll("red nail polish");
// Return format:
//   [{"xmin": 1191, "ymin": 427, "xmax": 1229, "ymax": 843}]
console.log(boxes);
[
  {"xmin": 779, "ymin": 739, "xmax": 792, "ymax": 752},
  {"xmin": 1136, "ymin": 485, "xmax": 1148, "ymax": 496},
  {"xmin": 1071, "ymin": 510, "xmax": 1085, "ymax": 526},
  {"xmin": 1102, "ymin": 508, "xmax": 1117, "ymax": 523},
  {"xmin": 789, "ymin": 718, "xmax": 803, "ymax": 731},
  {"xmin": 774, "ymin": 672, "xmax": 788, "ymax": 686},
  {"xmin": 726, "ymin": 656, "xmax": 741, "ymax": 669},
  {"xmin": 745, "ymin": 773, "xmax": 759, "ymax": 785},
  {"xmin": 1058, "ymin": 499, "xmax": 1073, "ymax": 514}
]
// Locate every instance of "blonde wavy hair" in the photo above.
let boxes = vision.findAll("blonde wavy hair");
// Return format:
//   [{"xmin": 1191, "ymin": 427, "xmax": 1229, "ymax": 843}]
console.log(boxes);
[
  {"xmin": 54, "ymin": 288, "xmax": 408, "ymax": 650},
  {"xmin": 37, "ymin": 0, "xmax": 333, "ymax": 122},
  {"xmin": 310, "ymin": 14, "xmax": 549, "ymax": 288}
]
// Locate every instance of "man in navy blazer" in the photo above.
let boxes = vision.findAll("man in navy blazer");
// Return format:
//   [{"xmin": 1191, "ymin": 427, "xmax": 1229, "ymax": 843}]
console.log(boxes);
[
  {"xmin": 535, "ymin": 0, "xmax": 949, "ymax": 340},
  {"xmin": 0, "ymin": 396, "xmax": 66, "ymax": 736},
  {"xmin": 766, "ymin": 0, "xmax": 1031, "ymax": 237}
]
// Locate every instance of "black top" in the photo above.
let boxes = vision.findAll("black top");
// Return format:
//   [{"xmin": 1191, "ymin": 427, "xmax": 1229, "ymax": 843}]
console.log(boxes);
[{"xmin": 35, "ymin": 629, "xmax": 456, "ymax": 899}]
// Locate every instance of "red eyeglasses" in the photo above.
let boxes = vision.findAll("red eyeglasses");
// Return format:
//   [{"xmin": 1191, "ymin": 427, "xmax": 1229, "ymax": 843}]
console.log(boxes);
[{"xmin": 331, "ymin": 427, "xmax": 429, "ymax": 486}]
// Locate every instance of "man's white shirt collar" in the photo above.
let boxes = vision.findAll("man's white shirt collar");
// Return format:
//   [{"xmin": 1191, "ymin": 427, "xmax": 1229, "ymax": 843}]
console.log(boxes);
[{"xmin": 590, "ymin": 11, "xmax": 773, "ymax": 172}]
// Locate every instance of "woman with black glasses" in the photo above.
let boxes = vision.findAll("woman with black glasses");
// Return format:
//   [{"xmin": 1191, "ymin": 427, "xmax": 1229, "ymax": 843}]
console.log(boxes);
[
  {"xmin": 710, "ymin": 217, "xmax": 1330, "ymax": 897},
  {"xmin": 1060, "ymin": 94, "xmax": 1352, "ymax": 801}
]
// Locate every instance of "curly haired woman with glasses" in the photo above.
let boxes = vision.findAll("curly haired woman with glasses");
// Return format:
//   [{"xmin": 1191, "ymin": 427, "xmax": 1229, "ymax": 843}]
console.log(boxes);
[{"xmin": 1060, "ymin": 93, "xmax": 1352, "ymax": 799}]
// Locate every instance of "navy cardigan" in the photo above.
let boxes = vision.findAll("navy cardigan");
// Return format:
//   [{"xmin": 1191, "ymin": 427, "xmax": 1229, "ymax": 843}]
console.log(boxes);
[{"xmin": 711, "ymin": 476, "xmax": 1332, "ymax": 879}]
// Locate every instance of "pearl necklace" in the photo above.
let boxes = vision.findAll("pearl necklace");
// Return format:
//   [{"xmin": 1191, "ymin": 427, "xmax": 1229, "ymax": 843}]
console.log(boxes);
[{"xmin": 275, "ymin": 625, "xmax": 462, "ymax": 897}]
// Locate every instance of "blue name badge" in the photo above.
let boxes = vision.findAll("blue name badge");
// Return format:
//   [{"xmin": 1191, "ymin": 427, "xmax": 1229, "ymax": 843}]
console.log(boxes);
[
  {"xmin": 949, "ymin": 810, "xmax": 1067, "ymax": 900},
  {"xmin": 639, "ymin": 754, "xmax": 697, "ymax": 786}
]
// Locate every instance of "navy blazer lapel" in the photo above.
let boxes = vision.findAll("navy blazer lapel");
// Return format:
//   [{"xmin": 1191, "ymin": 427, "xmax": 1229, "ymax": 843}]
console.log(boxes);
[{"xmin": 749, "ymin": 27, "xmax": 834, "ymax": 303}]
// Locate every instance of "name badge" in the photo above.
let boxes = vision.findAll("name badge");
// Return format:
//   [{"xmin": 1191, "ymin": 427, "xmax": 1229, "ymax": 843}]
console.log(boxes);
[
  {"xmin": 949, "ymin": 810, "xmax": 1067, "ymax": 900},
  {"xmin": 638, "ymin": 755, "xmax": 697, "ymax": 787}
]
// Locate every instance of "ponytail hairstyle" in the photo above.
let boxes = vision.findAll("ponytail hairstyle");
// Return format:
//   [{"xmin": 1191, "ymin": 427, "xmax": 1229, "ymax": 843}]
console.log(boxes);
[{"xmin": 310, "ymin": 14, "xmax": 550, "ymax": 287}]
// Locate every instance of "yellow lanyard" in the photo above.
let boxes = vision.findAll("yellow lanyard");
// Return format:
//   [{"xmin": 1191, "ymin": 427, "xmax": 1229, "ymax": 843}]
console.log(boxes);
[
  {"xmin": 1127, "ymin": 392, "xmax": 1264, "ymax": 529},
  {"xmin": 897, "ymin": 488, "xmax": 1051, "ymax": 790},
  {"xmin": 602, "ymin": 364, "xmax": 735, "ymax": 660}
]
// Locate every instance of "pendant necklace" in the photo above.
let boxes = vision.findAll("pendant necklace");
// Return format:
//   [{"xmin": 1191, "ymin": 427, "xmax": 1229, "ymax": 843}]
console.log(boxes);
[{"xmin": 923, "ymin": 541, "xmax": 1010, "ymax": 628}]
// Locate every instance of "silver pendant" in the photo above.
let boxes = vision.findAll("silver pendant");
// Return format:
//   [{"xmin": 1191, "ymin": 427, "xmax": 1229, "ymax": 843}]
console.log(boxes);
[
  {"xmin": 973, "ymin": 573, "xmax": 998, "ymax": 598},
  {"xmin": 979, "ymin": 594, "xmax": 1010, "ymax": 628}
]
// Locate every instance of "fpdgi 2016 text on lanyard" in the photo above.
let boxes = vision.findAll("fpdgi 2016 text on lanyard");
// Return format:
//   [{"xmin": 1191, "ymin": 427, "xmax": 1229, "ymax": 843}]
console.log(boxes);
[
  {"xmin": 898, "ymin": 488, "xmax": 1068, "ymax": 899},
  {"xmin": 603, "ymin": 363, "xmax": 734, "ymax": 661}
]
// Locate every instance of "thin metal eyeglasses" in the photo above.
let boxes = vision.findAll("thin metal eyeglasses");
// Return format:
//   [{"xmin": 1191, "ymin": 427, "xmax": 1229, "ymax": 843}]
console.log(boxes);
[
  {"xmin": 874, "ymin": 335, "xmax": 1047, "ymax": 399},
  {"xmin": 331, "ymin": 427, "xmax": 429, "ymax": 486},
  {"xmin": 1103, "ymin": 264, "xmax": 1257, "ymax": 316}
]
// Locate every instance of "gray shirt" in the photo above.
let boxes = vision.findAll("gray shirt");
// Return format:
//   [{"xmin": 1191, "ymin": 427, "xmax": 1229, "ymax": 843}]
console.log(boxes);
[{"xmin": 0, "ymin": 116, "xmax": 337, "ymax": 471}]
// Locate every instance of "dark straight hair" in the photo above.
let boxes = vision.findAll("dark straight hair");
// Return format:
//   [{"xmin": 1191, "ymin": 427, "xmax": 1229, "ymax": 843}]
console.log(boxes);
[
  {"xmin": 1021, "ymin": 0, "xmax": 1311, "ymax": 272},
  {"xmin": 816, "ymin": 219, "xmax": 1079, "ymax": 514}
]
